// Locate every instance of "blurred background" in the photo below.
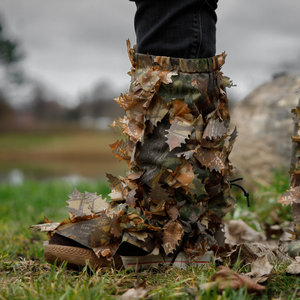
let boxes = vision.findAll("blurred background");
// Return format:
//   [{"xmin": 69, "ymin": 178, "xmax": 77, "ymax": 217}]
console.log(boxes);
[{"xmin": 0, "ymin": 0, "xmax": 300, "ymax": 185}]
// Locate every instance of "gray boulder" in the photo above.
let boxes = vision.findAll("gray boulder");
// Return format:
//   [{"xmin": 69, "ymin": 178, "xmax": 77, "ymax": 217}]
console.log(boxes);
[{"xmin": 230, "ymin": 74, "xmax": 300, "ymax": 186}]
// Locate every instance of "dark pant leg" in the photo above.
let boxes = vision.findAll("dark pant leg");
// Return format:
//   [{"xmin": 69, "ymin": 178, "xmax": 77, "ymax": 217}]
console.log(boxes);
[{"xmin": 131, "ymin": 0, "xmax": 218, "ymax": 58}]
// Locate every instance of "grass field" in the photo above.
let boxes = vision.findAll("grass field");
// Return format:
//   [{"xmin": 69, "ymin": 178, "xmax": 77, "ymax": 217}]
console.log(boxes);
[
  {"xmin": 0, "ymin": 174, "xmax": 299, "ymax": 299},
  {"xmin": 0, "ymin": 130, "xmax": 126, "ymax": 179}
]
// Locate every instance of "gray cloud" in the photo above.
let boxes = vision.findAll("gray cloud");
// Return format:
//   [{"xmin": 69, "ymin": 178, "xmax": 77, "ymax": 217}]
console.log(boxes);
[
  {"xmin": 217, "ymin": 0, "xmax": 300, "ymax": 98},
  {"xmin": 1, "ymin": 0, "xmax": 300, "ymax": 103}
]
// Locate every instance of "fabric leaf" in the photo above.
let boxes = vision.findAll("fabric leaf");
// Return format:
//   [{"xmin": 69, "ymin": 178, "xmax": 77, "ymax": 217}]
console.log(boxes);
[
  {"xmin": 202, "ymin": 118, "xmax": 228, "ymax": 140},
  {"xmin": 165, "ymin": 117, "xmax": 193, "ymax": 151},
  {"xmin": 146, "ymin": 96, "xmax": 169, "ymax": 127},
  {"xmin": 67, "ymin": 189, "xmax": 107, "ymax": 219},
  {"xmin": 279, "ymin": 186, "xmax": 300, "ymax": 206},
  {"xmin": 195, "ymin": 148, "xmax": 226, "ymax": 174},
  {"xmin": 162, "ymin": 221, "xmax": 184, "ymax": 255}
]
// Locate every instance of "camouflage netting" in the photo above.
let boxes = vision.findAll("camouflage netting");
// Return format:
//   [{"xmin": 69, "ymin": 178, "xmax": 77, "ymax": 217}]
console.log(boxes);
[
  {"xmin": 279, "ymin": 99, "xmax": 300, "ymax": 240},
  {"xmin": 34, "ymin": 41, "xmax": 237, "ymax": 262}
]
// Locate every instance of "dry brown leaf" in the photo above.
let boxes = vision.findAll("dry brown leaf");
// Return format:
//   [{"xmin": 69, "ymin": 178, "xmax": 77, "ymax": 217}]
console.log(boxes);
[
  {"xmin": 216, "ymin": 241, "xmax": 285, "ymax": 275},
  {"xmin": 201, "ymin": 266, "xmax": 266, "ymax": 293},
  {"xmin": 286, "ymin": 256, "xmax": 300, "ymax": 274},
  {"xmin": 162, "ymin": 221, "xmax": 184, "ymax": 255},
  {"xmin": 225, "ymin": 220, "xmax": 266, "ymax": 245},
  {"xmin": 217, "ymin": 242, "xmax": 280, "ymax": 283},
  {"xmin": 278, "ymin": 186, "xmax": 300, "ymax": 206},
  {"xmin": 235, "ymin": 243, "xmax": 276, "ymax": 265},
  {"xmin": 119, "ymin": 287, "xmax": 147, "ymax": 300},
  {"xmin": 247, "ymin": 255, "xmax": 273, "ymax": 283}
]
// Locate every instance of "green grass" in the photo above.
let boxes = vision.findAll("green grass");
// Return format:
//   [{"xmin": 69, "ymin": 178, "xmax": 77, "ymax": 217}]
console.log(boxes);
[
  {"xmin": 0, "ymin": 176, "xmax": 299, "ymax": 299},
  {"xmin": 228, "ymin": 170, "xmax": 292, "ymax": 236},
  {"xmin": 0, "ymin": 130, "xmax": 127, "ymax": 179}
]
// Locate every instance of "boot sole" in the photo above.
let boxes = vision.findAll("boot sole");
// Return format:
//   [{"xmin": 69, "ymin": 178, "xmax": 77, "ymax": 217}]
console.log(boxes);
[{"xmin": 45, "ymin": 244, "xmax": 122, "ymax": 269}]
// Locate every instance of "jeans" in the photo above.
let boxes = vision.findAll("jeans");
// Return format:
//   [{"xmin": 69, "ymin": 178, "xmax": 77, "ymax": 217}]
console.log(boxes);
[{"xmin": 131, "ymin": 0, "xmax": 218, "ymax": 59}]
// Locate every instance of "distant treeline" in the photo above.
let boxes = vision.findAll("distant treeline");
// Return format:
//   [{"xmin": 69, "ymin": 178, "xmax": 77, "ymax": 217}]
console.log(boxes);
[
  {"xmin": 0, "ymin": 16, "xmax": 122, "ymax": 131},
  {"xmin": 0, "ymin": 83, "xmax": 123, "ymax": 131}
]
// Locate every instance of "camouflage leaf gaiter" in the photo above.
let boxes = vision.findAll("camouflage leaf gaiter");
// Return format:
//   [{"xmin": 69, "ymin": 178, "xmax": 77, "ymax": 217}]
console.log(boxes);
[{"xmin": 107, "ymin": 41, "xmax": 236, "ymax": 260}]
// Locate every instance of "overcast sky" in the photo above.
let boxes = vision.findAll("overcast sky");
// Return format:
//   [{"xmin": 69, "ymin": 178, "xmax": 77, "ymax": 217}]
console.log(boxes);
[{"xmin": 1, "ymin": 0, "xmax": 300, "ymax": 106}]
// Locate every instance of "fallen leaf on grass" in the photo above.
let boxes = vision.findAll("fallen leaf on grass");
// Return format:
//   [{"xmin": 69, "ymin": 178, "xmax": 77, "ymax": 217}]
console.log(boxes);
[
  {"xmin": 225, "ymin": 220, "xmax": 265, "ymax": 245},
  {"xmin": 215, "ymin": 242, "xmax": 282, "ymax": 283},
  {"xmin": 286, "ymin": 256, "xmax": 300, "ymax": 274},
  {"xmin": 119, "ymin": 287, "xmax": 147, "ymax": 300},
  {"xmin": 247, "ymin": 255, "xmax": 273, "ymax": 283},
  {"xmin": 201, "ymin": 266, "xmax": 266, "ymax": 293}
]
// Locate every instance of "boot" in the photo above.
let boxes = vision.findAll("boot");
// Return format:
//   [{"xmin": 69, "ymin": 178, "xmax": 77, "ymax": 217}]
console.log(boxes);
[{"xmin": 35, "ymin": 41, "xmax": 236, "ymax": 267}]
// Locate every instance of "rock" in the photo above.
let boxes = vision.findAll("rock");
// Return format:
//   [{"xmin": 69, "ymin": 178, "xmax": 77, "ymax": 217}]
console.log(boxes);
[{"xmin": 230, "ymin": 73, "xmax": 300, "ymax": 185}]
